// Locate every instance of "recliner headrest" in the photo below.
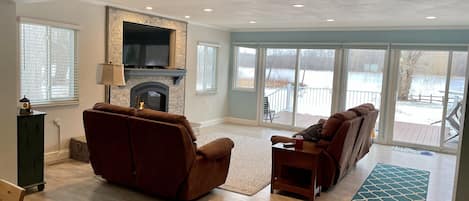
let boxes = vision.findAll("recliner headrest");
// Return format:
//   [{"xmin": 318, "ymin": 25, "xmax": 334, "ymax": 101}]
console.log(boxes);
[{"xmin": 93, "ymin": 102, "xmax": 136, "ymax": 116}]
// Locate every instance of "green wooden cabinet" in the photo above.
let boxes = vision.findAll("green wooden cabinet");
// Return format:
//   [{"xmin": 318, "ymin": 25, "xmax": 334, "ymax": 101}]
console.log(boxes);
[{"xmin": 17, "ymin": 111, "xmax": 46, "ymax": 191}]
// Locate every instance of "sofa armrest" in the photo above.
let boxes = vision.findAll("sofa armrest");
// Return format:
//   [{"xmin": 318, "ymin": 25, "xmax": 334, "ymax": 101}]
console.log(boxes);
[
  {"xmin": 270, "ymin": 135, "xmax": 295, "ymax": 144},
  {"xmin": 317, "ymin": 139, "xmax": 332, "ymax": 148},
  {"xmin": 197, "ymin": 138, "xmax": 234, "ymax": 160}
]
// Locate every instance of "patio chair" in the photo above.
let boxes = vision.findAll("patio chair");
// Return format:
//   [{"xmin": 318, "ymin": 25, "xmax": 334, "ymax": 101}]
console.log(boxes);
[
  {"xmin": 264, "ymin": 97, "xmax": 277, "ymax": 123},
  {"xmin": 0, "ymin": 179, "xmax": 25, "ymax": 201},
  {"xmin": 431, "ymin": 100, "xmax": 462, "ymax": 142}
]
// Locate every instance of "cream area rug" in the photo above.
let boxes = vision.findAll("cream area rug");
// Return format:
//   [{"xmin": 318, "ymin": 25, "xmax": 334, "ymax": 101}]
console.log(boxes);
[{"xmin": 196, "ymin": 133, "xmax": 271, "ymax": 196}]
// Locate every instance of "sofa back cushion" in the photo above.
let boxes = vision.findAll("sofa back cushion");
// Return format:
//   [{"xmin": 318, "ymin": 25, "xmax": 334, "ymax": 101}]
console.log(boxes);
[
  {"xmin": 93, "ymin": 102, "xmax": 136, "ymax": 116},
  {"xmin": 128, "ymin": 117, "xmax": 196, "ymax": 198},
  {"xmin": 348, "ymin": 103, "xmax": 375, "ymax": 116},
  {"xmin": 356, "ymin": 109, "xmax": 379, "ymax": 160},
  {"xmin": 83, "ymin": 109, "xmax": 136, "ymax": 186},
  {"xmin": 321, "ymin": 111, "xmax": 357, "ymax": 139},
  {"xmin": 326, "ymin": 115, "xmax": 363, "ymax": 180},
  {"xmin": 135, "ymin": 109, "xmax": 197, "ymax": 141}
]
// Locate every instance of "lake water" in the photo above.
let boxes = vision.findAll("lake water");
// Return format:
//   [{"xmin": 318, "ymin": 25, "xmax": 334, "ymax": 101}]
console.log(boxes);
[{"xmin": 239, "ymin": 68, "xmax": 466, "ymax": 96}]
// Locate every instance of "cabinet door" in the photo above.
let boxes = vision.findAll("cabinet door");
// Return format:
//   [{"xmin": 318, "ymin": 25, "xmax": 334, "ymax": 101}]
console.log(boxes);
[{"xmin": 18, "ymin": 115, "xmax": 44, "ymax": 187}]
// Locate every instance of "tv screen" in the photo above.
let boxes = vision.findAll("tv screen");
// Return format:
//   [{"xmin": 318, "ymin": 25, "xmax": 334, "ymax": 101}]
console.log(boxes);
[{"xmin": 123, "ymin": 22, "xmax": 171, "ymax": 68}]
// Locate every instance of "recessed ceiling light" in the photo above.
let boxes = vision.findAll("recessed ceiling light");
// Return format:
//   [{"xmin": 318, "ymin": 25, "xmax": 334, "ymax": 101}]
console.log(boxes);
[
  {"xmin": 184, "ymin": 15, "xmax": 191, "ymax": 19},
  {"xmin": 425, "ymin": 16, "xmax": 437, "ymax": 20},
  {"xmin": 203, "ymin": 8, "xmax": 213, "ymax": 12},
  {"xmin": 249, "ymin": 20, "xmax": 257, "ymax": 24},
  {"xmin": 292, "ymin": 4, "xmax": 305, "ymax": 8},
  {"xmin": 326, "ymin": 19, "xmax": 335, "ymax": 22},
  {"xmin": 145, "ymin": 6, "xmax": 153, "ymax": 10}
]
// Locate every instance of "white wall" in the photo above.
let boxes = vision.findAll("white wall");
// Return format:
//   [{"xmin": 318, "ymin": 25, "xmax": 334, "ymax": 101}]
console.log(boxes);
[
  {"xmin": 0, "ymin": 0, "xmax": 18, "ymax": 183},
  {"xmin": 454, "ymin": 91, "xmax": 469, "ymax": 200},
  {"xmin": 185, "ymin": 24, "xmax": 230, "ymax": 124},
  {"xmin": 16, "ymin": 0, "xmax": 105, "ymax": 161}
]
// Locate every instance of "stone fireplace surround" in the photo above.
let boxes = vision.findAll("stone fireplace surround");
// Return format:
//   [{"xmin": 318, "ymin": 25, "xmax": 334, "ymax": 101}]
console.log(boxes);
[{"xmin": 106, "ymin": 7, "xmax": 187, "ymax": 115}]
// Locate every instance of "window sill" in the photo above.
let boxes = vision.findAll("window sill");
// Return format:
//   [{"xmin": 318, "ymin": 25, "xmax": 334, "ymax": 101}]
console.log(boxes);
[
  {"xmin": 196, "ymin": 91, "xmax": 217, "ymax": 96},
  {"xmin": 232, "ymin": 88, "xmax": 256, "ymax": 92},
  {"xmin": 32, "ymin": 100, "xmax": 79, "ymax": 108}
]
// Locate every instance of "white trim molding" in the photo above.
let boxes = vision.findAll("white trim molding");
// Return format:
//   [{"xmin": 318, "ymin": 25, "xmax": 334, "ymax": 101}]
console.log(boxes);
[
  {"xmin": 224, "ymin": 117, "xmax": 258, "ymax": 126},
  {"xmin": 45, "ymin": 149, "xmax": 70, "ymax": 165},
  {"xmin": 195, "ymin": 118, "xmax": 225, "ymax": 128}
]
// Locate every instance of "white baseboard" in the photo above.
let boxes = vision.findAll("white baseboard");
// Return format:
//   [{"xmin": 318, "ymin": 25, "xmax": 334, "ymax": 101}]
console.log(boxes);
[
  {"xmin": 224, "ymin": 117, "xmax": 258, "ymax": 126},
  {"xmin": 198, "ymin": 118, "xmax": 225, "ymax": 128},
  {"xmin": 45, "ymin": 149, "xmax": 70, "ymax": 165}
]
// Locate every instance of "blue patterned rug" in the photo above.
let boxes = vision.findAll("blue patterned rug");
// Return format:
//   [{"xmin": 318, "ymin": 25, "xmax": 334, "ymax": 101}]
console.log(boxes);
[{"xmin": 352, "ymin": 163, "xmax": 430, "ymax": 201}]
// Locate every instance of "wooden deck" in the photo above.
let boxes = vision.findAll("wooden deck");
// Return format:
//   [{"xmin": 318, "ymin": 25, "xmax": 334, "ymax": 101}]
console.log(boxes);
[
  {"xmin": 265, "ymin": 111, "xmax": 448, "ymax": 147},
  {"xmin": 267, "ymin": 111, "xmax": 326, "ymax": 127},
  {"xmin": 393, "ymin": 121, "xmax": 448, "ymax": 147}
]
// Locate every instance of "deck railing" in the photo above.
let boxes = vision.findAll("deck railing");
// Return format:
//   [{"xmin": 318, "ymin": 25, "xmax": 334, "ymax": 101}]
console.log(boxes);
[
  {"xmin": 346, "ymin": 89, "xmax": 381, "ymax": 108},
  {"xmin": 265, "ymin": 85, "xmax": 462, "ymax": 115},
  {"xmin": 409, "ymin": 94, "xmax": 459, "ymax": 104},
  {"xmin": 265, "ymin": 86, "xmax": 381, "ymax": 112}
]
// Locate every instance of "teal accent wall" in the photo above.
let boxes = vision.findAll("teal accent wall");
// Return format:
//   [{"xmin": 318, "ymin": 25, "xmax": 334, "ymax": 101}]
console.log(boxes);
[
  {"xmin": 228, "ymin": 90, "xmax": 258, "ymax": 120},
  {"xmin": 228, "ymin": 29, "xmax": 469, "ymax": 120},
  {"xmin": 231, "ymin": 29, "xmax": 469, "ymax": 44}
]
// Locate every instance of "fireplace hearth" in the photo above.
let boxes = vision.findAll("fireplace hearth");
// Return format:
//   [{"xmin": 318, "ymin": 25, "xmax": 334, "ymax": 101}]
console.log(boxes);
[{"xmin": 130, "ymin": 82, "xmax": 169, "ymax": 112}]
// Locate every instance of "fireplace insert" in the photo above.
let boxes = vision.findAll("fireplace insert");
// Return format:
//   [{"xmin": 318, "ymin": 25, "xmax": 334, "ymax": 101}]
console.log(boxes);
[{"xmin": 130, "ymin": 82, "xmax": 169, "ymax": 112}]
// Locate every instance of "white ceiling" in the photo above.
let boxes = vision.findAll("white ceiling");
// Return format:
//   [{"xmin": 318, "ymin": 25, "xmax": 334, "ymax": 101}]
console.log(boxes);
[{"xmin": 27, "ymin": 0, "xmax": 469, "ymax": 31}]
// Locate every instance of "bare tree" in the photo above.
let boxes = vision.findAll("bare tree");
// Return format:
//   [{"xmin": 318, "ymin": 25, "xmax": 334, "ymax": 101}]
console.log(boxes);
[{"xmin": 398, "ymin": 51, "xmax": 423, "ymax": 100}]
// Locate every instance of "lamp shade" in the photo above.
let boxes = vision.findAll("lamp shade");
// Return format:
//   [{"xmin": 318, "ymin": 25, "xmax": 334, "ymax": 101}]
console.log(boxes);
[{"xmin": 96, "ymin": 63, "xmax": 126, "ymax": 86}]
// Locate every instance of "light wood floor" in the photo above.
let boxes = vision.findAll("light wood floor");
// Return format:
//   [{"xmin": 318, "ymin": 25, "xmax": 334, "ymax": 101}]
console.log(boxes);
[{"xmin": 25, "ymin": 124, "xmax": 457, "ymax": 201}]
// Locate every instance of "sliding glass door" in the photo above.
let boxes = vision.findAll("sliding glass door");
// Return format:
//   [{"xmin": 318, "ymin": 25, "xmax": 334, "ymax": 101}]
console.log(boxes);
[
  {"xmin": 344, "ymin": 49, "xmax": 386, "ymax": 137},
  {"xmin": 443, "ymin": 51, "xmax": 467, "ymax": 150},
  {"xmin": 263, "ymin": 48, "xmax": 297, "ymax": 126},
  {"xmin": 393, "ymin": 50, "xmax": 449, "ymax": 147},
  {"xmin": 392, "ymin": 50, "xmax": 467, "ymax": 151},
  {"xmin": 295, "ymin": 49, "xmax": 336, "ymax": 127},
  {"xmin": 256, "ymin": 45, "xmax": 467, "ymax": 152},
  {"xmin": 262, "ymin": 48, "xmax": 336, "ymax": 128}
]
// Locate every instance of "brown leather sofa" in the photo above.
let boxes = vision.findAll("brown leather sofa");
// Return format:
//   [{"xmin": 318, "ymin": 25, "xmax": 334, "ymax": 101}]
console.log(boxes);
[
  {"xmin": 271, "ymin": 103, "xmax": 378, "ymax": 190},
  {"xmin": 348, "ymin": 103, "xmax": 379, "ymax": 166},
  {"xmin": 83, "ymin": 103, "xmax": 234, "ymax": 200}
]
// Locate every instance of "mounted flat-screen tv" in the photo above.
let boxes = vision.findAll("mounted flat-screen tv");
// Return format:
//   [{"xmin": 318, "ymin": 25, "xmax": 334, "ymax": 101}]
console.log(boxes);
[{"xmin": 123, "ymin": 21, "xmax": 172, "ymax": 68}]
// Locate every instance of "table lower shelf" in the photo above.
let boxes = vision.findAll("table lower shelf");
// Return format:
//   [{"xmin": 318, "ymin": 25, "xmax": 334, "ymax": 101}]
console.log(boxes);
[{"xmin": 272, "ymin": 177, "xmax": 320, "ymax": 200}]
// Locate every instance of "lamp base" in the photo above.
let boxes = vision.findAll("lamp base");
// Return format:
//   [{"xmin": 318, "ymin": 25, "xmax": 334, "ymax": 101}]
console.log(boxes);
[{"xmin": 105, "ymin": 85, "xmax": 111, "ymax": 103}]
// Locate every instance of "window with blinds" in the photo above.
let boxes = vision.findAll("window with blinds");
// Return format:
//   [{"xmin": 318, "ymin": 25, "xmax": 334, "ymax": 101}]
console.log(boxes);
[
  {"xmin": 196, "ymin": 43, "xmax": 219, "ymax": 94},
  {"xmin": 20, "ymin": 22, "xmax": 78, "ymax": 105}
]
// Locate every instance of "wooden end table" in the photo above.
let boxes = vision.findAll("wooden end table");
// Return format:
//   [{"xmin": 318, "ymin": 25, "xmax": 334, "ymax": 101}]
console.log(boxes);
[{"xmin": 271, "ymin": 142, "xmax": 322, "ymax": 201}]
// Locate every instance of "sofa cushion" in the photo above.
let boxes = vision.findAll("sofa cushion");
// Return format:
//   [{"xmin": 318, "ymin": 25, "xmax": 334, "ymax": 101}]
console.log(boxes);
[
  {"xmin": 136, "ymin": 109, "xmax": 197, "ymax": 141},
  {"xmin": 348, "ymin": 106, "xmax": 369, "ymax": 116},
  {"xmin": 321, "ymin": 111, "xmax": 357, "ymax": 139},
  {"xmin": 359, "ymin": 103, "xmax": 375, "ymax": 110},
  {"xmin": 93, "ymin": 102, "xmax": 136, "ymax": 116},
  {"xmin": 349, "ymin": 103, "xmax": 375, "ymax": 116}
]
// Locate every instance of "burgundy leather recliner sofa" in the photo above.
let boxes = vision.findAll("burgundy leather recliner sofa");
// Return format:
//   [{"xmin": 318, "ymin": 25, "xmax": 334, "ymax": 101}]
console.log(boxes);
[
  {"xmin": 271, "ymin": 103, "xmax": 378, "ymax": 190},
  {"xmin": 83, "ymin": 103, "xmax": 234, "ymax": 200}
]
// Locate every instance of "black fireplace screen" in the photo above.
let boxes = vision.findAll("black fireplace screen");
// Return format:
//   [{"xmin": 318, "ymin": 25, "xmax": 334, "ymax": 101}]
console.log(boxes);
[{"xmin": 130, "ymin": 82, "xmax": 169, "ymax": 112}]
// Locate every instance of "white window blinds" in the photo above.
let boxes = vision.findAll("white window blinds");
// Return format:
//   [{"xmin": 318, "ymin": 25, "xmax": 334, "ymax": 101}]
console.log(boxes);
[
  {"xmin": 20, "ymin": 22, "xmax": 78, "ymax": 105},
  {"xmin": 196, "ymin": 43, "xmax": 218, "ymax": 93}
]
